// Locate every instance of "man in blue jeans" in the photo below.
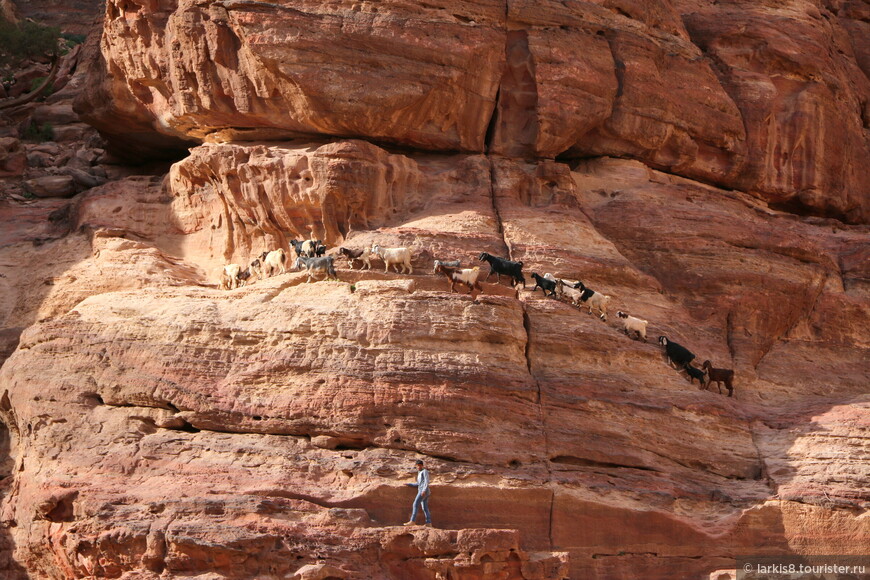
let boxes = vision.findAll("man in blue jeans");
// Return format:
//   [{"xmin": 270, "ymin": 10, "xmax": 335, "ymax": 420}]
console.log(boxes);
[{"xmin": 404, "ymin": 459, "xmax": 431, "ymax": 526}]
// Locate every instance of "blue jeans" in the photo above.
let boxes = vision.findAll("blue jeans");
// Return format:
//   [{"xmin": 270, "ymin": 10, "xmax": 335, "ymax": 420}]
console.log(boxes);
[{"xmin": 410, "ymin": 490, "xmax": 431, "ymax": 523}]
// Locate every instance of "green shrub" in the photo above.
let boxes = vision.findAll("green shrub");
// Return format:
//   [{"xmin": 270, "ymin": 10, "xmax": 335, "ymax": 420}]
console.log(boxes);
[
  {"xmin": 29, "ymin": 75, "xmax": 54, "ymax": 96},
  {"xmin": 61, "ymin": 32, "xmax": 87, "ymax": 46},
  {"xmin": 0, "ymin": 15, "xmax": 61, "ymax": 68},
  {"xmin": 23, "ymin": 121, "xmax": 53, "ymax": 142}
]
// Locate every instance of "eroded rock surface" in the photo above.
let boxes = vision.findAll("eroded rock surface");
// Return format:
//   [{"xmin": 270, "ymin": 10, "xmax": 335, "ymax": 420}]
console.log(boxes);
[
  {"xmin": 1, "ymin": 142, "xmax": 868, "ymax": 578},
  {"xmin": 1, "ymin": 0, "xmax": 869, "ymax": 579},
  {"xmin": 77, "ymin": 0, "xmax": 870, "ymax": 222}
]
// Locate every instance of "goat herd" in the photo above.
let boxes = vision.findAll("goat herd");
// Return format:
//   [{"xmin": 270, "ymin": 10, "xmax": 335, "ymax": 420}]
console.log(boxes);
[{"xmin": 220, "ymin": 240, "xmax": 735, "ymax": 397}]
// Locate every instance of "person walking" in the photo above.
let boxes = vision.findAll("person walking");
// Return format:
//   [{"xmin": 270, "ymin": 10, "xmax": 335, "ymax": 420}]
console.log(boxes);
[{"xmin": 404, "ymin": 459, "xmax": 431, "ymax": 527}]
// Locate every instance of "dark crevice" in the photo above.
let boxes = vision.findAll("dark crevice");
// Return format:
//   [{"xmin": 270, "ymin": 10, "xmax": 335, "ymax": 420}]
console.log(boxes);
[
  {"xmin": 43, "ymin": 491, "xmax": 78, "ymax": 523},
  {"xmin": 592, "ymin": 552, "xmax": 662, "ymax": 559},
  {"xmin": 521, "ymin": 306, "xmax": 534, "ymax": 377},
  {"xmin": 483, "ymin": 86, "xmax": 501, "ymax": 154},
  {"xmin": 550, "ymin": 455, "xmax": 661, "ymax": 472},
  {"xmin": 334, "ymin": 442, "xmax": 370, "ymax": 451},
  {"xmin": 172, "ymin": 420, "xmax": 201, "ymax": 433},
  {"xmin": 725, "ymin": 308, "xmax": 737, "ymax": 363}
]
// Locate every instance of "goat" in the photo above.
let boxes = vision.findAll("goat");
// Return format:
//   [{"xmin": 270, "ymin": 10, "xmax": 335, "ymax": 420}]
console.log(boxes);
[
  {"xmin": 683, "ymin": 363, "xmax": 707, "ymax": 388},
  {"xmin": 294, "ymin": 256, "xmax": 338, "ymax": 282},
  {"xmin": 249, "ymin": 256, "xmax": 264, "ymax": 281},
  {"xmin": 433, "ymin": 259, "xmax": 461, "ymax": 272},
  {"xmin": 300, "ymin": 240, "xmax": 317, "ymax": 258},
  {"xmin": 339, "ymin": 247, "xmax": 372, "ymax": 270},
  {"xmin": 556, "ymin": 279, "xmax": 584, "ymax": 307},
  {"xmin": 702, "ymin": 360, "xmax": 734, "ymax": 397},
  {"xmin": 575, "ymin": 281, "xmax": 611, "ymax": 321},
  {"xmin": 434, "ymin": 264, "xmax": 482, "ymax": 301},
  {"xmin": 547, "ymin": 273, "xmax": 581, "ymax": 288},
  {"xmin": 531, "ymin": 273, "xmax": 558, "ymax": 297},
  {"xmin": 658, "ymin": 336, "xmax": 695, "ymax": 369},
  {"xmin": 372, "ymin": 244, "xmax": 413, "ymax": 274},
  {"xmin": 220, "ymin": 264, "xmax": 244, "ymax": 290},
  {"xmin": 478, "ymin": 252, "xmax": 525, "ymax": 288},
  {"xmin": 262, "ymin": 249, "xmax": 287, "ymax": 277},
  {"xmin": 289, "ymin": 239, "xmax": 306, "ymax": 258},
  {"xmin": 314, "ymin": 242, "xmax": 327, "ymax": 257},
  {"xmin": 617, "ymin": 311, "xmax": 647, "ymax": 342}
]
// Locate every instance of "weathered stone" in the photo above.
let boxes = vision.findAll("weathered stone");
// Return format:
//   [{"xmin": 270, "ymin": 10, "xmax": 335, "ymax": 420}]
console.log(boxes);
[
  {"xmin": 24, "ymin": 174, "xmax": 77, "ymax": 198},
  {"xmin": 1, "ymin": 1, "xmax": 869, "ymax": 579},
  {"xmin": 60, "ymin": 166, "xmax": 105, "ymax": 188},
  {"xmin": 1, "ymin": 146, "xmax": 868, "ymax": 579},
  {"xmin": 77, "ymin": 0, "xmax": 870, "ymax": 222},
  {"xmin": 0, "ymin": 137, "xmax": 25, "ymax": 177},
  {"xmin": 50, "ymin": 122, "xmax": 95, "ymax": 142},
  {"xmin": 31, "ymin": 102, "xmax": 79, "ymax": 126}
]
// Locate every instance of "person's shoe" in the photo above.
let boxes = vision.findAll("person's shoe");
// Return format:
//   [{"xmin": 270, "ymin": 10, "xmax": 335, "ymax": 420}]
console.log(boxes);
[
  {"xmin": 403, "ymin": 521, "xmax": 415, "ymax": 526},
  {"xmin": 424, "ymin": 522, "xmax": 433, "ymax": 527}
]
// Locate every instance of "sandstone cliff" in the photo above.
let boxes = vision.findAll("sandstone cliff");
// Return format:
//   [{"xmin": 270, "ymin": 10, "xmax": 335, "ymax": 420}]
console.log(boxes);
[{"xmin": 1, "ymin": 1, "xmax": 868, "ymax": 579}]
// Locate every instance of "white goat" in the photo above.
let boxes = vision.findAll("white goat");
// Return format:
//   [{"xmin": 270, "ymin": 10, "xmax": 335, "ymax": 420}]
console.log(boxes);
[
  {"xmin": 556, "ymin": 279, "xmax": 584, "ymax": 306},
  {"xmin": 617, "ymin": 311, "xmax": 648, "ymax": 341},
  {"xmin": 220, "ymin": 264, "xmax": 244, "ymax": 290},
  {"xmin": 372, "ymin": 244, "xmax": 413, "ymax": 274},
  {"xmin": 585, "ymin": 292, "xmax": 611, "ymax": 321},
  {"xmin": 263, "ymin": 249, "xmax": 287, "ymax": 277}
]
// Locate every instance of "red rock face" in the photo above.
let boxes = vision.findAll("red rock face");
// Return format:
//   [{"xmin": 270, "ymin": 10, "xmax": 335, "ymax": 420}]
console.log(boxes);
[
  {"xmin": 2, "ymin": 1, "xmax": 869, "ymax": 579},
  {"xmin": 77, "ymin": 0, "xmax": 870, "ymax": 222}
]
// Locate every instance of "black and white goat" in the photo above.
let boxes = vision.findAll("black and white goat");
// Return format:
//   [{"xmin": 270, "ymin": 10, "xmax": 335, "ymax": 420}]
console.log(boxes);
[
  {"xmin": 339, "ymin": 247, "xmax": 372, "ymax": 270},
  {"xmin": 575, "ymin": 281, "xmax": 611, "ymax": 321}
]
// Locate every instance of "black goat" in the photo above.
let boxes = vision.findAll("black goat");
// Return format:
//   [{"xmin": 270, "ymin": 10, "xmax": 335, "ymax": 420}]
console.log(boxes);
[
  {"xmin": 314, "ymin": 242, "xmax": 327, "ymax": 257},
  {"xmin": 658, "ymin": 336, "xmax": 696, "ymax": 368},
  {"xmin": 683, "ymin": 364, "xmax": 707, "ymax": 388},
  {"xmin": 478, "ymin": 252, "xmax": 525, "ymax": 288},
  {"xmin": 531, "ymin": 273, "xmax": 558, "ymax": 297},
  {"xmin": 702, "ymin": 360, "xmax": 734, "ymax": 397},
  {"xmin": 289, "ymin": 239, "xmax": 307, "ymax": 258}
]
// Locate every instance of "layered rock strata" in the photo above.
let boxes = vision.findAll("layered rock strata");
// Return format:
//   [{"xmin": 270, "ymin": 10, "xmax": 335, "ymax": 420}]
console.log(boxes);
[
  {"xmin": 1, "ymin": 0, "xmax": 868, "ymax": 578},
  {"xmin": 77, "ymin": 0, "xmax": 870, "ymax": 222},
  {"xmin": 1, "ymin": 141, "xmax": 868, "ymax": 578}
]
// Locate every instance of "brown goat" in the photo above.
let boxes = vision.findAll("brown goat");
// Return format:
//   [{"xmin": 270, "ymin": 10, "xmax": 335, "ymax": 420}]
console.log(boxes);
[{"xmin": 702, "ymin": 360, "xmax": 734, "ymax": 397}]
